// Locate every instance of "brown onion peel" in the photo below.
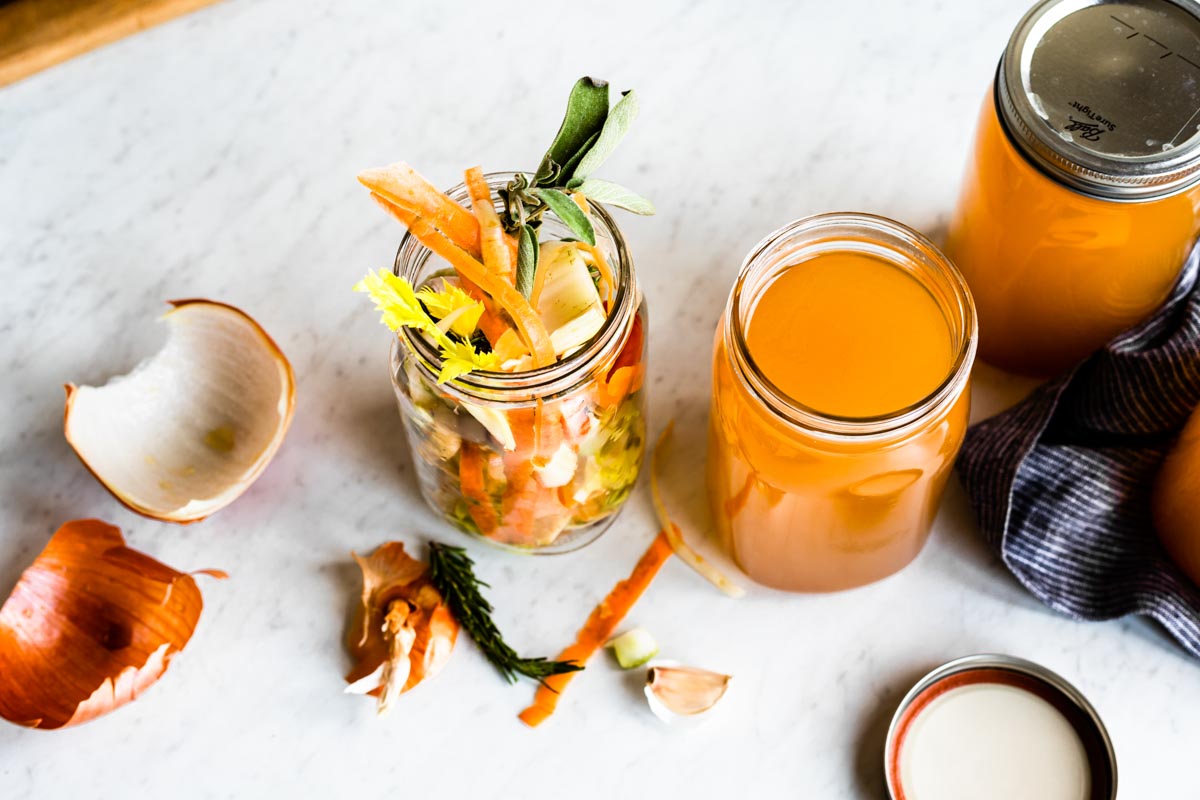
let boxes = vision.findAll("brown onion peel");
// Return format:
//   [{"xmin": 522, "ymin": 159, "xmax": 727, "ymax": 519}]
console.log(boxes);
[
  {"xmin": 344, "ymin": 542, "xmax": 458, "ymax": 715},
  {"xmin": 0, "ymin": 519, "xmax": 226, "ymax": 729}
]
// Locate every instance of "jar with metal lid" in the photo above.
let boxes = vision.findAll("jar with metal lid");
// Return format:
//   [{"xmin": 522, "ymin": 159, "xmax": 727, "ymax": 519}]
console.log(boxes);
[
  {"xmin": 707, "ymin": 214, "xmax": 977, "ymax": 592},
  {"xmin": 944, "ymin": 0, "xmax": 1200, "ymax": 376}
]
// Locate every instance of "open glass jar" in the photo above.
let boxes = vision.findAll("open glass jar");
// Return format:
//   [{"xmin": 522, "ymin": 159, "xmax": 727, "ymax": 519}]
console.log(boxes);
[
  {"xmin": 708, "ymin": 214, "xmax": 977, "ymax": 592},
  {"xmin": 391, "ymin": 173, "xmax": 647, "ymax": 554}
]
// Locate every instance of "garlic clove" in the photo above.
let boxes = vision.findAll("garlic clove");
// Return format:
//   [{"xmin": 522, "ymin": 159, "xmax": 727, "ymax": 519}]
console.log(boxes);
[
  {"xmin": 63, "ymin": 299, "xmax": 295, "ymax": 524},
  {"xmin": 645, "ymin": 665, "xmax": 731, "ymax": 722},
  {"xmin": 0, "ymin": 519, "xmax": 225, "ymax": 729}
]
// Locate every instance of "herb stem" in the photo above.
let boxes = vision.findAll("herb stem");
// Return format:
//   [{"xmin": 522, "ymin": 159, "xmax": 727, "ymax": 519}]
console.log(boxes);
[{"xmin": 428, "ymin": 542, "xmax": 582, "ymax": 685}]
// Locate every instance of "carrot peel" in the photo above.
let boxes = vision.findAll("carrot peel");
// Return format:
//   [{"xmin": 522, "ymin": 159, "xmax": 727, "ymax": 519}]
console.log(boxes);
[
  {"xmin": 460, "ymin": 442, "xmax": 498, "ymax": 536},
  {"xmin": 465, "ymin": 166, "xmax": 516, "ymax": 285},
  {"xmin": 359, "ymin": 162, "xmax": 481, "ymax": 257},
  {"xmin": 518, "ymin": 530, "xmax": 674, "ymax": 727},
  {"xmin": 369, "ymin": 193, "xmax": 509, "ymax": 345},
  {"xmin": 378, "ymin": 199, "xmax": 556, "ymax": 367}
]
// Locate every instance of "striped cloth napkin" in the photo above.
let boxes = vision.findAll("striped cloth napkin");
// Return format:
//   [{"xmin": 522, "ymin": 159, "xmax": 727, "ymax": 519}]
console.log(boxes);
[{"xmin": 957, "ymin": 246, "xmax": 1200, "ymax": 658}]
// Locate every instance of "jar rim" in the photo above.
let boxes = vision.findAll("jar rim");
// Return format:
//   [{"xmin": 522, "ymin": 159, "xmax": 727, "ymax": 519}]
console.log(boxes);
[
  {"xmin": 392, "ymin": 171, "xmax": 636, "ymax": 402},
  {"xmin": 997, "ymin": 0, "xmax": 1200, "ymax": 201},
  {"xmin": 723, "ymin": 212, "xmax": 978, "ymax": 440}
]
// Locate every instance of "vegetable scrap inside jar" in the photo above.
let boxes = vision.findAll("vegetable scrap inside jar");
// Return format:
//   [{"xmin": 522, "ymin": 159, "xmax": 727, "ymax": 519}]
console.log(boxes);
[{"xmin": 354, "ymin": 76, "xmax": 655, "ymax": 550}]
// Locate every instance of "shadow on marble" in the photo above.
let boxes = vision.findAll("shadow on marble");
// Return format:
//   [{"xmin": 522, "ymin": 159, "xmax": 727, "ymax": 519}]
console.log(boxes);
[
  {"xmin": 618, "ymin": 663, "xmax": 647, "ymax": 710},
  {"xmin": 1112, "ymin": 611, "xmax": 1197, "ymax": 664},
  {"xmin": 0, "ymin": 422, "xmax": 115, "ymax": 598},
  {"xmin": 929, "ymin": 477, "xmax": 1048, "ymax": 612},
  {"xmin": 329, "ymin": 388, "xmax": 418, "ymax": 497},
  {"xmin": 850, "ymin": 663, "xmax": 931, "ymax": 799},
  {"xmin": 315, "ymin": 556, "xmax": 366, "ymax": 689},
  {"xmin": 968, "ymin": 361, "xmax": 1044, "ymax": 424}
]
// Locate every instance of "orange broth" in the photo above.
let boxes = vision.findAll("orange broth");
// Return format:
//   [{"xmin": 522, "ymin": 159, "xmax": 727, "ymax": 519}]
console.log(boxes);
[
  {"xmin": 708, "ymin": 247, "xmax": 971, "ymax": 592},
  {"xmin": 944, "ymin": 95, "xmax": 1200, "ymax": 376}
]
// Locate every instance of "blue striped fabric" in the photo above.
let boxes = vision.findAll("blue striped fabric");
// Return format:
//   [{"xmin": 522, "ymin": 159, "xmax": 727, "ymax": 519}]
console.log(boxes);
[{"xmin": 957, "ymin": 246, "xmax": 1200, "ymax": 658}]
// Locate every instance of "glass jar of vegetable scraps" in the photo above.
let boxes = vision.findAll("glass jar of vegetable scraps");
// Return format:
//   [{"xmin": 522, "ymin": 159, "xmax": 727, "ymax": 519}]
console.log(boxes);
[{"xmin": 391, "ymin": 173, "xmax": 647, "ymax": 553}]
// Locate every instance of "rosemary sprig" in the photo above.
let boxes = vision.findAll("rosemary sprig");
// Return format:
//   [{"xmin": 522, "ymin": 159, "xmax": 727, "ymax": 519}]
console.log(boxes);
[{"xmin": 428, "ymin": 542, "xmax": 582, "ymax": 685}]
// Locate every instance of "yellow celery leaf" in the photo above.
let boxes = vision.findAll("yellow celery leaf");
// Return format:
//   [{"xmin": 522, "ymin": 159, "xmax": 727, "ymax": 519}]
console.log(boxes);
[
  {"xmin": 354, "ymin": 269, "xmax": 441, "ymax": 339},
  {"xmin": 437, "ymin": 337, "xmax": 501, "ymax": 384},
  {"xmin": 418, "ymin": 280, "xmax": 484, "ymax": 338},
  {"xmin": 355, "ymin": 269, "xmax": 497, "ymax": 384}
]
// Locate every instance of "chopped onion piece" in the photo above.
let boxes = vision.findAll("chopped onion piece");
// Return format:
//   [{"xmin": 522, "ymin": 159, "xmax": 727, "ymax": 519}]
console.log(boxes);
[
  {"xmin": 461, "ymin": 401, "xmax": 516, "ymax": 451},
  {"xmin": 607, "ymin": 627, "xmax": 659, "ymax": 669},
  {"xmin": 535, "ymin": 241, "xmax": 606, "ymax": 357}
]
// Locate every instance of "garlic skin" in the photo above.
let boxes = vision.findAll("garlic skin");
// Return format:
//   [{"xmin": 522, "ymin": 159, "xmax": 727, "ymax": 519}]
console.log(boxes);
[
  {"xmin": 344, "ymin": 543, "xmax": 458, "ymax": 716},
  {"xmin": 64, "ymin": 299, "xmax": 295, "ymax": 523},
  {"xmin": 644, "ymin": 665, "xmax": 731, "ymax": 722}
]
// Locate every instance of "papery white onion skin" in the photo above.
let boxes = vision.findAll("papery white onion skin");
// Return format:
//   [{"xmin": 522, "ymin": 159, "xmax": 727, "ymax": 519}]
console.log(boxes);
[{"xmin": 64, "ymin": 299, "xmax": 295, "ymax": 523}]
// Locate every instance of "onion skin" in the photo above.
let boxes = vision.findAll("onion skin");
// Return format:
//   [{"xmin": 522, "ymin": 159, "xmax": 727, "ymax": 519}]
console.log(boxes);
[
  {"xmin": 63, "ymin": 298, "xmax": 296, "ymax": 524},
  {"xmin": 0, "ymin": 520, "xmax": 221, "ymax": 729}
]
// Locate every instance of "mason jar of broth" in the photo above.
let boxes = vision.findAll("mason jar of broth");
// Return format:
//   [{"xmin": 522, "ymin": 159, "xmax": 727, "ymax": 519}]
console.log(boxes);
[
  {"xmin": 944, "ymin": 0, "xmax": 1200, "ymax": 376},
  {"xmin": 708, "ymin": 214, "xmax": 977, "ymax": 592}
]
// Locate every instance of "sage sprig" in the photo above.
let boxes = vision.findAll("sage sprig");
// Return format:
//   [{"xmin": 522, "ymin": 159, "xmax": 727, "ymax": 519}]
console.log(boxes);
[
  {"xmin": 532, "ymin": 188, "xmax": 595, "ymax": 245},
  {"xmin": 502, "ymin": 77, "xmax": 655, "ymax": 298}
]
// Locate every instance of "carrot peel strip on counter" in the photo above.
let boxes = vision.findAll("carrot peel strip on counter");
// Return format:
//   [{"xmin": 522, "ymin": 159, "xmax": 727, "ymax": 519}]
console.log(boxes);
[
  {"xmin": 651, "ymin": 421, "xmax": 745, "ymax": 597},
  {"xmin": 518, "ymin": 530, "xmax": 674, "ymax": 728}
]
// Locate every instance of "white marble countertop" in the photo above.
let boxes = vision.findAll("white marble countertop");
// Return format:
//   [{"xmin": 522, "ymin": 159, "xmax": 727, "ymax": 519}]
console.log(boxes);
[{"xmin": 2, "ymin": 0, "xmax": 1197, "ymax": 796}]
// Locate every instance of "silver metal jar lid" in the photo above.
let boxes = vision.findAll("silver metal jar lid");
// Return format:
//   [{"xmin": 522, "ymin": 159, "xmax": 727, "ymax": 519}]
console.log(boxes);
[
  {"xmin": 998, "ymin": 0, "xmax": 1200, "ymax": 200},
  {"xmin": 884, "ymin": 654, "xmax": 1118, "ymax": 799}
]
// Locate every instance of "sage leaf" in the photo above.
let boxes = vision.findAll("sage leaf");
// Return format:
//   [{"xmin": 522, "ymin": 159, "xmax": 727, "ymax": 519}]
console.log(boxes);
[
  {"xmin": 533, "ymin": 188, "xmax": 596, "ymax": 246},
  {"xmin": 559, "ymin": 130, "xmax": 601, "ymax": 182},
  {"xmin": 573, "ymin": 90, "xmax": 639, "ymax": 180},
  {"xmin": 516, "ymin": 224, "xmax": 539, "ymax": 298},
  {"xmin": 500, "ymin": 172, "xmax": 532, "ymax": 230},
  {"xmin": 534, "ymin": 157, "xmax": 562, "ymax": 188},
  {"xmin": 575, "ymin": 179, "xmax": 656, "ymax": 215},
  {"xmin": 540, "ymin": 78, "xmax": 609, "ymax": 186}
]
